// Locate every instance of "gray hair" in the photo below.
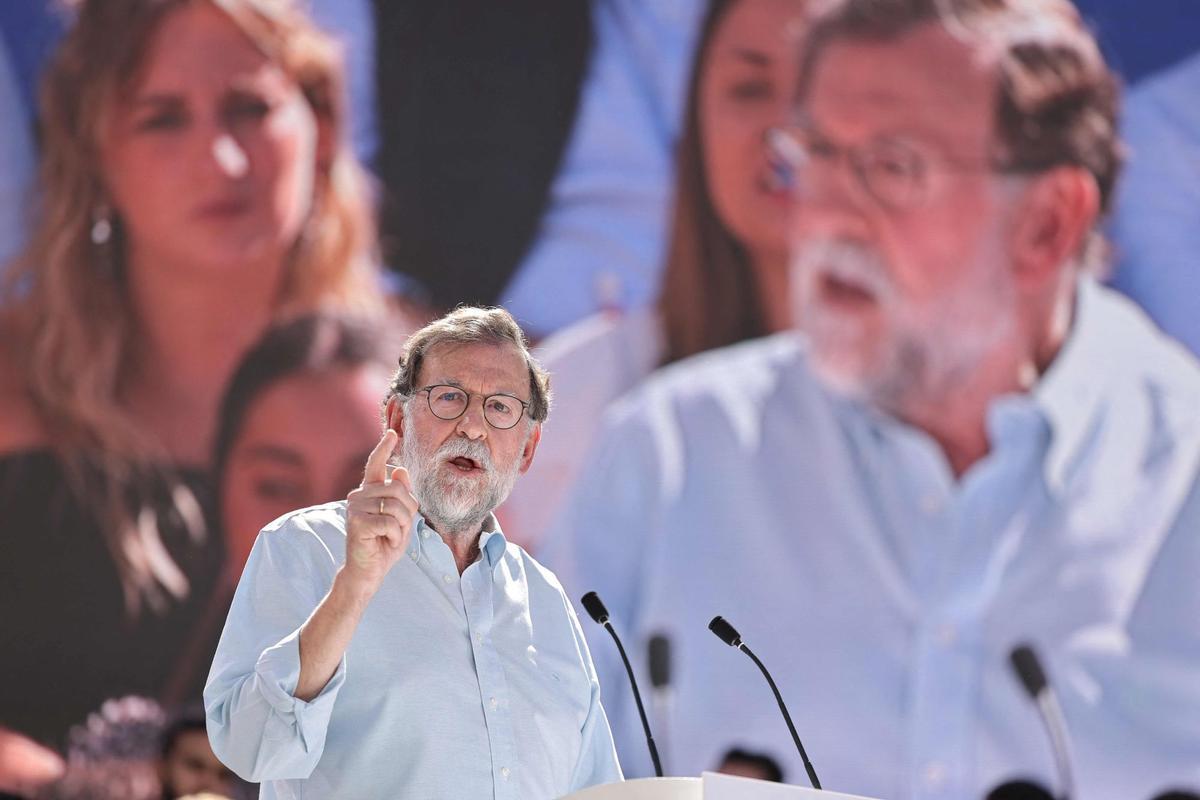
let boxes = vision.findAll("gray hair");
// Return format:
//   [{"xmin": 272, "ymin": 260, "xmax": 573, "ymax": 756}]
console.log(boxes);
[
  {"xmin": 797, "ymin": 0, "xmax": 1123, "ymax": 270},
  {"xmin": 386, "ymin": 306, "xmax": 551, "ymax": 422}
]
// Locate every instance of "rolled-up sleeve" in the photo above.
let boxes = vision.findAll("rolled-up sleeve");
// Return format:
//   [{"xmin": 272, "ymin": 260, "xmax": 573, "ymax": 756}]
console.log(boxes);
[{"xmin": 204, "ymin": 514, "xmax": 345, "ymax": 782}]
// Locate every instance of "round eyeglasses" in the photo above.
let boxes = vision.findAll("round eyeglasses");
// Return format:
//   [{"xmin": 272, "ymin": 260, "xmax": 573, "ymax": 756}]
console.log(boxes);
[
  {"xmin": 418, "ymin": 385, "xmax": 530, "ymax": 430},
  {"xmin": 766, "ymin": 123, "xmax": 1024, "ymax": 211}
]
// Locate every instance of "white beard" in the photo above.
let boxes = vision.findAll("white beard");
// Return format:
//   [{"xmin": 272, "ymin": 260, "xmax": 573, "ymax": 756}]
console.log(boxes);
[
  {"xmin": 400, "ymin": 410, "xmax": 524, "ymax": 535},
  {"xmin": 791, "ymin": 236, "xmax": 1017, "ymax": 413}
]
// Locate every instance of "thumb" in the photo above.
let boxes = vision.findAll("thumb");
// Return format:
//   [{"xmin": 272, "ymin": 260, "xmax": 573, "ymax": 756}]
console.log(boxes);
[{"xmin": 391, "ymin": 465, "xmax": 413, "ymax": 494}]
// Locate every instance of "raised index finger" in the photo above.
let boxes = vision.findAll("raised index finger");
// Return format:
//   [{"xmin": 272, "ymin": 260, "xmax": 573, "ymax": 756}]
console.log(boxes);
[{"xmin": 362, "ymin": 429, "xmax": 397, "ymax": 486}]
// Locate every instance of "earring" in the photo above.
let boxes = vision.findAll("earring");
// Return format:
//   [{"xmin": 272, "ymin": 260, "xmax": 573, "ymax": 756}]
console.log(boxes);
[{"xmin": 91, "ymin": 204, "xmax": 113, "ymax": 245}]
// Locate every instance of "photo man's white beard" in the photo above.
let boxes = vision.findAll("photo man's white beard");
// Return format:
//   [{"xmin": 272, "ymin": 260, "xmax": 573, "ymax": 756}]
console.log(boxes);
[
  {"xmin": 791, "ymin": 236, "xmax": 1017, "ymax": 413},
  {"xmin": 400, "ymin": 412, "xmax": 524, "ymax": 535}
]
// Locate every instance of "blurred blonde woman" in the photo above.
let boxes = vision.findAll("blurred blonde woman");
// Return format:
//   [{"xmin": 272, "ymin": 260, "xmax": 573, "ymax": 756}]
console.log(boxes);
[{"xmin": 0, "ymin": 0, "xmax": 388, "ymax": 750}]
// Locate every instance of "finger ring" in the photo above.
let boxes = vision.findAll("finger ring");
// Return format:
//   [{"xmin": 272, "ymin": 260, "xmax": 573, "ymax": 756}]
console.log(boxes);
[{"xmin": 379, "ymin": 498, "xmax": 385, "ymax": 515}]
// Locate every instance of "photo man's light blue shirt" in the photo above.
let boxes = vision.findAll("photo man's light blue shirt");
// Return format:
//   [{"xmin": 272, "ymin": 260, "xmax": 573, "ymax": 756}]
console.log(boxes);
[
  {"xmin": 205, "ymin": 505, "xmax": 622, "ymax": 799},
  {"xmin": 1110, "ymin": 50, "xmax": 1200, "ymax": 356},
  {"xmin": 0, "ymin": 39, "xmax": 33, "ymax": 271},
  {"xmin": 545, "ymin": 280, "xmax": 1200, "ymax": 800},
  {"xmin": 500, "ymin": 0, "xmax": 706, "ymax": 337}
]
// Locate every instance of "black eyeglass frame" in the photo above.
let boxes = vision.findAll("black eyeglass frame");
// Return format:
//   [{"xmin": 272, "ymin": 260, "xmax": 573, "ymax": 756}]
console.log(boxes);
[{"xmin": 415, "ymin": 384, "xmax": 531, "ymax": 430}]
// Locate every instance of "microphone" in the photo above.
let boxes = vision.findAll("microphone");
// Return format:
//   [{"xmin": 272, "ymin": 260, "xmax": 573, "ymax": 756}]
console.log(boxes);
[
  {"xmin": 1010, "ymin": 645, "xmax": 1047, "ymax": 697},
  {"xmin": 987, "ymin": 783, "xmax": 1200, "ymax": 800},
  {"xmin": 986, "ymin": 780, "xmax": 1054, "ymax": 800},
  {"xmin": 1008, "ymin": 644, "xmax": 1074, "ymax": 800},
  {"xmin": 581, "ymin": 592, "xmax": 664, "ymax": 777},
  {"xmin": 708, "ymin": 615, "xmax": 822, "ymax": 790},
  {"xmin": 647, "ymin": 633, "xmax": 673, "ymax": 775},
  {"xmin": 648, "ymin": 634, "xmax": 671, "ymax": 691}
]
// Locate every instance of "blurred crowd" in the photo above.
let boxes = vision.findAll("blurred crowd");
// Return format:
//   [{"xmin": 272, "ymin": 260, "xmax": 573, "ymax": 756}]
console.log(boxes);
[{"xmin": 0, "ymin": 0, "xmax": 1197, "ymax": 798}]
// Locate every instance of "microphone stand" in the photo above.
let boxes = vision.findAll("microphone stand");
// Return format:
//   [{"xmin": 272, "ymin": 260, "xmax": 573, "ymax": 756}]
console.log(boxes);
[
  {"xmin": 709, "ymin": 615, "xmax": 822, "ymax": 790},
  {"xmin": 582, "ymin": 592, "xmax": 664, "ymax": 777}
]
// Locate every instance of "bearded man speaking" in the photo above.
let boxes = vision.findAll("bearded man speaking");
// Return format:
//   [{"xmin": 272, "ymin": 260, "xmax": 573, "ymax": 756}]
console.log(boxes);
[
  {"xmin": 544, "ymin": 0, "xmax": 1200, "ymax": 797},
  {"xmin": 204, "ymin": 307, "xmax": 622, "ymax": 798}
]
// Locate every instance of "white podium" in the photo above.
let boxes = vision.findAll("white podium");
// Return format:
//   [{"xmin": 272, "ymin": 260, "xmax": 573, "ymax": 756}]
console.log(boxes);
[
  {"xmin": 561, "ymin": 777, "xmax": 700, "ymax": 800},
  {"xmin": 561, "ymin": 772, "xmax": 881, "ymax": 800}
]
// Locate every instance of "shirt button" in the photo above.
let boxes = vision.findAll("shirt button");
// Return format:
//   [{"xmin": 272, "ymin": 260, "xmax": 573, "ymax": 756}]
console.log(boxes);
[
  {"xmin": 409, "ymin": 551, "xmax": 418, "ymax": 561},
  {"xmin": 936, "ymin": 623, "xmax": 958, "ymax": 647},
  {"xmin": 920, "ymin": 493, "xmax": 943, "ymax": 515},
  {"xmin": 422, "ymin": 529, "xmax": 430, "ymax": 539},
  {"xmin": 501, "ymin": 766, "xmax": 510, "ymax": 779},
  {"xmin": 442, "ymin": 574, "xmax": 453, "ymax": 584},
  {"xmin": 489, "ymin": 696, "xmax": 498, "ymax": 709},
  {"xmin": 475, "ymin": 632, "xmax": 484, "ymax": 644},
  {"xmin": 923, "ymin": 761, "xmax": 947, "ymax": 788}
]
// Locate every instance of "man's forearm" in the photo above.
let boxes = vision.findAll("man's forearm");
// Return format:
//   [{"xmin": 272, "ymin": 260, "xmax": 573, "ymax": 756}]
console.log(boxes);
[{"xmin": 296, "ymin": 568, "xmax": 375, "ymax": 701}]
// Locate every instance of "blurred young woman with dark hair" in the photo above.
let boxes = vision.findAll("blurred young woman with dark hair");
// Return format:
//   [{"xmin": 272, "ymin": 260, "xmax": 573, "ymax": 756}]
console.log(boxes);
[
  {"xmin": 162, "ymin": 312, "xmax": 394, "ymax": 708},
  {"xmin": 503, "ymin": 0, "xmax": 810, "ymax": 550}
]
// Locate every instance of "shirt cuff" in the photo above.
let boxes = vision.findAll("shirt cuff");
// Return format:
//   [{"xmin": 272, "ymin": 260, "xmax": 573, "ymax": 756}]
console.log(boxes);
[{"xmin": 254, "ymin": 627, "xmax": 347, "ymax": 753}]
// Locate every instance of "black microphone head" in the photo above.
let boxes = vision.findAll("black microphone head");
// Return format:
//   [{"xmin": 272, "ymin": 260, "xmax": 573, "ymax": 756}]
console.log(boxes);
[
  {"xmin": 1010, "ymin": 643, "xmax": 1048, "ymax": 699},
  {"xmin": 580, "ymin": 592, "xmax": 609, "ymax": 625},
  {"xmin": 648, "ymin": 633, "xmax": 671, "ymax": 688},
  {"xmin": 986, "ymin": 779, "xmax": 1055, "ymax": 800},
  {"xmin": 1150, "ymin": 792, "xmax": 1200, "ymax": 800},
  {"xmin": 708, "ymin": 616, "xmax": 742, "ymax": 648}
]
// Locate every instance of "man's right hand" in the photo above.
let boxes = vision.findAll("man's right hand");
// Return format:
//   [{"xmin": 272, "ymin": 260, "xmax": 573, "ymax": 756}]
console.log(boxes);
[
  {"xmin": 295, "ymin": 430, "xmax": 417, "ymax": 701},
  {"xmin": 343, "ymin": 429, "xmax": 418, "ymax": 594}
]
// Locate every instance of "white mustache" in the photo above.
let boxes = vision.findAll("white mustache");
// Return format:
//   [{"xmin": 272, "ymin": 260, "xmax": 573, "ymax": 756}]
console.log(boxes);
[
  {"xmin": 436, "ymin": 437, "xmax": 493, "ymax": 471},
  {"xmin": 795, "ymin": 238, "xmax": 894, "ymax": 300}
]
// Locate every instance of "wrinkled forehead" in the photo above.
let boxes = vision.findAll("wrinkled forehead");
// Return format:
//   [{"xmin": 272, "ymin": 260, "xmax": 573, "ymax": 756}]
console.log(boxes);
[
  {"xmin": 801, "ymin": 21, "xmax": 999, "ymax": 150},
  {"xmin": 416, "ymin": 340, "xmax": 530, "ymax": 396}
]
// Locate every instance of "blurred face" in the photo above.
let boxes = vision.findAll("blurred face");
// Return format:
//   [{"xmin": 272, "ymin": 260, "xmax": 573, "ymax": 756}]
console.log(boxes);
[
  {"xmin": 788, "ymin": 24, "xmax": 1022, "ymax": 412},
  {"xmin": 159, "ymin": 729, "xmax": 233, "ymax": 799},
  {"xmin": 699, "ymin": 0, "xmax": 806, "ymax": 263},
  {"xmin": 389, "ymin": 341, "xmax": 540, "ymax": 535},
  {"xmin": 221, "ymin": 366, "xmax": 386, "ymax": 571},
  {"xmin": 718, "ymin": 757, "xmax": 777, "ymax": 783},
  {"xmin": 101, "ymin": 1, "xmax": 321, "ymax": 278}
]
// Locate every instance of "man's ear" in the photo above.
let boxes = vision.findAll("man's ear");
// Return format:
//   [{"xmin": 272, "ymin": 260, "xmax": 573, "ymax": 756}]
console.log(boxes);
[
  {"xmin": 385, "ymin": 396, "xmax": 405, "ymax": 441},
  {"xmin": 518, "ymin": 423, "xmax": 542, "ymax": 474},
  {"xmin": 1009, "ymin": 166, "xmax": 1100, "ymax": 288}
]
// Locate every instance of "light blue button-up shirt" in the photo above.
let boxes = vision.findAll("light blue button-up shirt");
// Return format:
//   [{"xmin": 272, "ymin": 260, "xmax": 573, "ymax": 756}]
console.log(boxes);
[
  {"xmin": 1109, "ymin": 50, "xmax": 1200, "ymax": 357},
  {"xmin": 0, "ymin": 39, "xmax": 34, "ymax": 270},
  {"xmin": 544, "ymin": 280, "xmax": 1200, "ymax": 800},
  {"xmin": 205, "ymin": 505, "xmax": 622, "ymax": 799},
  {"xmin": 500, "ymin": 0, "xmax": 706, "ymax": 337}
]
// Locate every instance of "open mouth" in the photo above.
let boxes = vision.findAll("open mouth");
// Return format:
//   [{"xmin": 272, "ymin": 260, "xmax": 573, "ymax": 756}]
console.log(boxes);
[
  {"xmin": 447, "ymin": 456, "xmax": 482, "ymax": 473},
  {"xmin": 819, "ymin": 273, "xmax": 879, "ymax": 308}
]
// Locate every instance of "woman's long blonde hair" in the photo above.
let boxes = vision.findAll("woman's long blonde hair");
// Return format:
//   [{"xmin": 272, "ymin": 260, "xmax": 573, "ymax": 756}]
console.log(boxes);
[{"xmin": 1, "ymin": 0, "xmax": 383, "ymax": 614}]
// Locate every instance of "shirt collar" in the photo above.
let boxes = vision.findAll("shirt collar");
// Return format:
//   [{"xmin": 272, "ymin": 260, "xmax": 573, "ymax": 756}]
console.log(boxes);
[
  {"xmin": 477, "ymin": 515, "xmax": 509, "ymax": 569},
  {"xmin": 840, "ymin": 278, "xmax": 1108, "ymax": 494},
  {"xmin": 1030, "ymin": 277, "xmax": 1108, "ymax": 494},
  {"xmin": 411, "ymin": 513, "xmax": 509, "ymax": 572}
]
